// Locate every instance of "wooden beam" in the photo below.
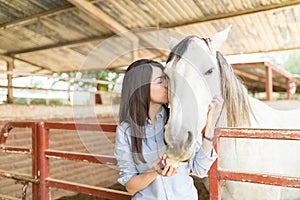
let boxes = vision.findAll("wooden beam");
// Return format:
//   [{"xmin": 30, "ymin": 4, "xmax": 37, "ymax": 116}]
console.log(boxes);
[
  {"xmin": 0, "ymin": 54, "xmax": 53, "ymax": 73},
  {"xmin": 227, "ymin": 46, "xmax": 300, "ymax": 56},
  {"xmin": 0, "ymin": 54, "xmax": 13, "ymax": 62},
  {"xmin": 233, "ymin": 62, "xmax": 292, "ymax": 79},
  {"xmin": 6, "ymin": 60, "xmax": 13, "ymax": 104},
  {"xmin": 243, "ymin": 82, "xmax": 265, "ymax": 92},
  {"xmin": 68, "ymin": 0, "xmax": 138, "ymax": 42},
  {"xmin": 232, "ymin": 62, "xmax": 265, "ymax": 69},
  {"xmin": 264, "ymin": 62, "xmax": 291, "ymax": 79},
  {"xmin": 67, "ymin": 0, "xmax": 167, "ymax": 57},
  {"xmin": 0, "ymin": 0, "xmax": 105, "ymax": 30},
  {"xmin": 234, "ymin": 69, "xmax": 286, "ymax": 89},
  {"xmin": 0, "ymin": 5, "xmax": 74, "ymax": 29},
  {"xmin": 6, "ymin": 35, "xmax": 110, "ymax": 55},
  {"xmin": 266, "ymin": 65, "xmax": 273, "ymax": 101},
  {"xmin": 286, "ymin": 79, "xmax": 291, "ymax": 100},
  {"xmin": 234, "ymin": 69, "xmax": 262, "ymax": 81}
]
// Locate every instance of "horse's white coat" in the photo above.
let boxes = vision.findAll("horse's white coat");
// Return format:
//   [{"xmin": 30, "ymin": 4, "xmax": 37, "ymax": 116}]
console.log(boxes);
[
  {"xmin": 168, "ymin": 26, "xmax": 300, "ymax": 199},
  {"xmin": 164, "ymin": 53, "xmax": 212, "ymax": 165}
]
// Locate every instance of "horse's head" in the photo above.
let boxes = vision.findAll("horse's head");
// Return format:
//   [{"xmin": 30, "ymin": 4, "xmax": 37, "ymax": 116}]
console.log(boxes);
[
  {"xmin": 168, "ymin": 25, "xmax": 232, "ymax": 98},
  {"xmin": 162, "ymin": 28, "xmax": 233, "ymax": 166},
  {"xmin": 166, "ymin": 26, "xmax": 252, "ymax": 129},
  {"xmin": 164, "ymin": 51, "xmax": 212, "ymax": 166},
  {"xmin": 163, "ymin": 26, "xmax": 253, "ymax": 165}
]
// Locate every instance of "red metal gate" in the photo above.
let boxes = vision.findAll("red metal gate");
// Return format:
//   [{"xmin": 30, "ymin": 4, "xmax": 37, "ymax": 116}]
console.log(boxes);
[
  {"xmin": 0, "ymin": 121, "xmax": 131, "ymax": 200},
  {"xmin": 1, "ymin": 122, "xmax": 300, "ymax": 199},
  {"xmin": 209, "ymin": 128, "xmax": 300, "ymax": 200}
]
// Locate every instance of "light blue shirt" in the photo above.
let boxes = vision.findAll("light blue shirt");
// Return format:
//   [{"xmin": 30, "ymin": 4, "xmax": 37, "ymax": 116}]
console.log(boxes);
[{"xmin": 114, "ymin": 109, "xmax": 217, "ymax": 200}]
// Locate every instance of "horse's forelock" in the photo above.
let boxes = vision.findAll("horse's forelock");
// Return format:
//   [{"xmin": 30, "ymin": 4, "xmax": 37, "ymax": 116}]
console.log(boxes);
[{"xmin": 166, "ymin": 35, "xmax": 196, "ymax": 66}]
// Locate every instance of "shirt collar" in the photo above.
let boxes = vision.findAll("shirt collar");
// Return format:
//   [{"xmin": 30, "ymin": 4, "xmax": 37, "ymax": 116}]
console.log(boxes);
[{"xmin": 146, "ymin": 107, "xmax": 166, "ymax": 125}]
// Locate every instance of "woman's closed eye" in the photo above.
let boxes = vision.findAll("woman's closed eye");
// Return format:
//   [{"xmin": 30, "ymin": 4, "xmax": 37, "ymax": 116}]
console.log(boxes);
[{"xmin": 153, "ymin": 74, "xmax": 169, "ymax": 84}]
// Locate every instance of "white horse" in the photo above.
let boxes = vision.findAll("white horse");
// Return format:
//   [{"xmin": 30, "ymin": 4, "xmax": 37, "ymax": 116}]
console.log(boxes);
[{"xmin": 167, "ymin": 26, "xmax": 300, "ymax": 200}]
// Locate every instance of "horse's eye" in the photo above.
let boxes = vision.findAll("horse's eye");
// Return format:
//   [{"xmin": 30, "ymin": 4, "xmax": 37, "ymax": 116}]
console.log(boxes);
[{"xmin": 204, "ymin": 68, "xmax": 213, "ymax": 76}]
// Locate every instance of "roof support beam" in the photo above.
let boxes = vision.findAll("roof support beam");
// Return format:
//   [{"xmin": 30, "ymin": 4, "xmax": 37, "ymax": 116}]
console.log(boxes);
[
  {"xmin": 266, "ymin": 65, "xmax": 273, "ymax": 101},
  {"xmin": 67, "ymin": 0, "xmax": 138, "ymax": 42},
  {"xmin": 286, "ymin": 79, "xmax": 291, "ymax": 100},
  {"xmin": 6, "ymin": 35, "xmax": 111, "ymax": 55},
  {"xmin": 0, "ymin": 5, "xmax": 74, "ymax": 29},
  {"xmin": 6, "ymin": 60, "xmax": 13, "ymax": 104},
  {"xmin": 67, "ymin": 0, "xmax": 167, "ymax": 57},
  {"xmin": 0, "ymin": 54, "xmax": 54, "ymax": 74}
]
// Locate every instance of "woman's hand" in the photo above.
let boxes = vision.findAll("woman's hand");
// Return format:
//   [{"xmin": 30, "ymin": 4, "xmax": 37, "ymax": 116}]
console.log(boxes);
[
  {"xmin": 204, "ymin": 96, "xmax": 224, "ymax": 140},
  {"xmin": 152, "ymin": 155, "xmax": 178, "ymax": 176}
]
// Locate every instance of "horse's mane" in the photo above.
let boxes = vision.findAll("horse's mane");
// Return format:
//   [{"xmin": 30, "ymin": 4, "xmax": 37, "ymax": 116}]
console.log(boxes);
[
  {"xmin": 167, "ymin": 36, "xmax": 253, "ymax": 127},
  {"xmin": 216, "ymin": 52, "xmax": 252, "ymax": 127}
]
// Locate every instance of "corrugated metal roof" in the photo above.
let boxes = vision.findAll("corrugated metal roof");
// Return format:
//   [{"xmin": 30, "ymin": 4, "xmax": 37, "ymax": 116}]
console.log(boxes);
[{"xmin": 0, "ymin": 0, "xmax": 299, "ymax": 77}]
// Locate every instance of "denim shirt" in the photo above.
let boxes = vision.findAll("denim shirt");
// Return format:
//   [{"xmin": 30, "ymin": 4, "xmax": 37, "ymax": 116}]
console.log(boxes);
[{"xmin": 114, "ymin": 109, "xmax": 217, "ymax": 200}]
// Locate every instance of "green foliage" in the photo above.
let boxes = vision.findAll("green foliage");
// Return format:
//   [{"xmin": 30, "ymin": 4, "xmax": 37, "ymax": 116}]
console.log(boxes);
[
  {"xmin": 49, "ymin": 99, "xmax": 64, "ymax": 105},
  {"xmin": 55, "ymin": 70, "xmax": 121, "ymax": 92},
  {"xmin": 284, "ymin": 50, "xmax": 300, "ymax": 74},
  {"xmin": 31, "ymin": 98, "xmax": 47, "ymax": 104},
  {"xmin": 258, "ymin": 50, "xmax": 300, "ymax": 75},
  {"xmin": 96, "ymin": 70, "xmax": 120, "ymax": 91},
  {"xmin": 13, "ymin": 97, "xmax": 65, "ymax": 105},
  {"xmin": 13, "ymin": 97, "xmax": 28, "ymax": 104}
]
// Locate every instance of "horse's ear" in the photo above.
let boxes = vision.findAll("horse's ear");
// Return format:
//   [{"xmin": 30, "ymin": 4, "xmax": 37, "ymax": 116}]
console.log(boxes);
[
  {"xmin": 211, "ymin": 24, "xmax": 232, "ymax": 51},
  {"xmin": 169, "ymin": 37, "xmax": 180, "ymax": 49}
]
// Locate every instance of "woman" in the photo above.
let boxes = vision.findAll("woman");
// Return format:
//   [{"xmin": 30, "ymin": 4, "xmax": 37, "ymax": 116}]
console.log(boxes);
[{"xmin": 114, "ymin": 59, "xmax": 222, "ymax": 199}]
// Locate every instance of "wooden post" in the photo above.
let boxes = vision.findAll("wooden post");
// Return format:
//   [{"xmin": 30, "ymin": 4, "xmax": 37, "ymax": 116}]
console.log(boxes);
[
  {"xmin": 265, "ymin": 65, "xmax": 273, "ymax": 101},
  {"xmin": 7, "ymin": 60, "xmax": 14, "ymax": 104},
  {"xmin": 286, "ymin": 79, "xmax": 291, "ymax": 100}
]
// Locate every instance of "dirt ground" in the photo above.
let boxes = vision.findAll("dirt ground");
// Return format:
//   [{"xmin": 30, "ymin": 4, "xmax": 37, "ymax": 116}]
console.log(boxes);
[
  {"xmin": 57, "ymin": 183, "xmax": 125, "ymax": 200},
  {"xmin": 57, "ymin": 175, "xmax": 209, "ymax": 200}
]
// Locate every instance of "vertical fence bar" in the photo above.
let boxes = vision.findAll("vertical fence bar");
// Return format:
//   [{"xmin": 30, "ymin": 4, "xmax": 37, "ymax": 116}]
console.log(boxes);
[
  {"xmin": 32, "ymin": 123, "xmax": 39, "ymax": 200},
  {"xmin": 209, "ymin": 129, "xmax": 221, "ymax": 200},
  {"xmin": 37, "ymin": 122, "xmax": 50, "ymax": 200}
]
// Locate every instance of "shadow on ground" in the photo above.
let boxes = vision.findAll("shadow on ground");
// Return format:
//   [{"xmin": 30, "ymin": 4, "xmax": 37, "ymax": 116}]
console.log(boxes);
[{"xmin": 57, "ymin": 176, "xmax": 209, "ymax": 200}]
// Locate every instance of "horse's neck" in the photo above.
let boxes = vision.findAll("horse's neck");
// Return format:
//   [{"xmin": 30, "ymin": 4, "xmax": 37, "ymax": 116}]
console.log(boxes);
[
  {"xmin": 248, "ymin": 96, "xmax": 300, "ymax": 129},
  {"xmin": 216, "ymin": 108, "xmax": 227, "ymax": 128}
]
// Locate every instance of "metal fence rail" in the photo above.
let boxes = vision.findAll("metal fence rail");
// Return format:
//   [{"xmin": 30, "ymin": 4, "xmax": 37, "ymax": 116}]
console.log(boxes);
[
  {"xmin": 0, "ymin": 121, "xmax": 131, "ymax": 200},
  {"xmin": 1, "ymin": 122, "xmax": 300, "ymax": 200},
  {"xmin": 209, "ymin": 128, "xmax": 300, "ymax": 200}
]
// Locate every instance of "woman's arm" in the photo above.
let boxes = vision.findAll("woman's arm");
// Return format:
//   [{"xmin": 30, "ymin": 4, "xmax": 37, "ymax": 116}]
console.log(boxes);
[
  {"xmin": 125, "ymin": 169, "xmax": 158, "ymax": 195},
  {"xmin": 189, "ymin": 96, "xmax": 223, "ymax": 177},
  {"xmin": 202, "ymin": 96, "xmax": 223, "ymax": 155}
]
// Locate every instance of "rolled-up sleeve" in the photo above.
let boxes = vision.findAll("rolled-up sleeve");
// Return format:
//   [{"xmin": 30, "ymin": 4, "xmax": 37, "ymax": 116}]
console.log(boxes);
[
  {"xmin": 114, "ymin": 124, "xmax": 138, "ymax": 185},
  {"xmin": 190, "ymin": 134, "xmax": 217, "ymax": 178}
]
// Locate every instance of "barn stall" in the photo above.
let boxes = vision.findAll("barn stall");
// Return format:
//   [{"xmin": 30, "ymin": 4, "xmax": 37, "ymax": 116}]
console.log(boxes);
[{"xmin": 0, "ymin": 0, "xmax": 300, "ymax": 199}]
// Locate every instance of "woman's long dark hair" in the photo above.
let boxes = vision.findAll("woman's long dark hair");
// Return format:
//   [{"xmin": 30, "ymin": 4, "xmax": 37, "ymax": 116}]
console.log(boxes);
[{"xmin": 119, "ymin": 59, "xmax": 167, "ymax": 164}]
